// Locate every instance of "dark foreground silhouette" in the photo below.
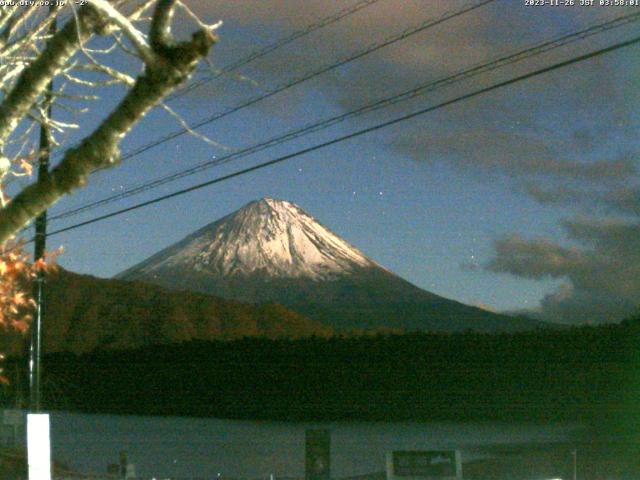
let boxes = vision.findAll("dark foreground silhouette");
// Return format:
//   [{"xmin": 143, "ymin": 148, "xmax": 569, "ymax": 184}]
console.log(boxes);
[{"xmin": 2, "ymin": 317, "xmax": 639, "ymax": 430}]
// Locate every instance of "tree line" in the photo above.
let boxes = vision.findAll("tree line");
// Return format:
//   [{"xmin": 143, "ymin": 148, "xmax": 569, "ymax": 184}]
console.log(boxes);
[{"xmin": 1, "ymin": 317, "xmax": 636, "ymax": 431}]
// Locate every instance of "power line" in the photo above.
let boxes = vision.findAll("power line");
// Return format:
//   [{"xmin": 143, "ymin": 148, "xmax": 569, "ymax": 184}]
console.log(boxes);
[
  {"xmin": 50, "ymin": 0, "xmax": 496, "ymax": 169},
  {"xmin": 129, "ymin": 0, "xmax": 496, "ymax": 156},
  {"xmin": 166, "ymin": 0, "xmax": 385, "ymax": 101},
  {"xmin": 53, "ymin": 11, "xmax": 640, "ymax": 219},
  {"xmin": 17, "ymin": 0, "xmax": 498, "ymax": 237},
  {"xmin": 49, "ymin": 11, "xmax": 640, "ymax": 221},
  {"xmin": 45, "ymin": 0, "xmax": 384, "ymax": 165},
  {"xmin": 40, "ymin": 34, "xmax": 640, "ymax": 240}
]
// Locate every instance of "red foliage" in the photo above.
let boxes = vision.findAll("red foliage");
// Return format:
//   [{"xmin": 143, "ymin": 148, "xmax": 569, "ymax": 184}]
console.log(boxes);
[{"xmin": 0, "ymin": 240, "xmax": 59, "ymax": 383}]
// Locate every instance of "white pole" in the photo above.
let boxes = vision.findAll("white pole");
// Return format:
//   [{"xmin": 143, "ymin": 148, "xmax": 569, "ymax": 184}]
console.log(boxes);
[{"xmin": 27, "ymin": 413, "xmax": 52, "ymax": 480}]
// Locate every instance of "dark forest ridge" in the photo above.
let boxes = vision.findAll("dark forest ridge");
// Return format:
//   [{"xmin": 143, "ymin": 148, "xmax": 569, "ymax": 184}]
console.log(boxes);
[
  {"xmin": 0, "ymin": 268, "xmax": 332, "ymax": 356},
  {"xmin": 6, "ymin": 320, "xmax": 636, "ymax": 427}
]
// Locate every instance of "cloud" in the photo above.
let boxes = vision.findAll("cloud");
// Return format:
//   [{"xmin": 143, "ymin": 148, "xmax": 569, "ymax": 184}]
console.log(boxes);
[
  {"xmin": 387, "ymin": 41, "xmax": 639, "ymax": 326},
  {"xmin": 392, "ymin": 123, "xmax": 637, "ymax": 185},
  {"xmin": 183, "ymin": 1, "xmax": 562, "ymax": 108},
  {"xmin": 526, "ymin": 184, "xmax": 640, "ymax": 217},
  {"xmin": 487, "ymin": 234, "xmax": 589, "ymax": 280},
  {"xmin": 183, "ymin": 0, "xmax": 640, "ymax": 324},
  {"xmin": 486, "ymin": 219, "xmax": 640, "ymax": 323},
  {"xmin": 603, "ymin": 186, "xmax": 640, "ymax": 216},
  {"xmin": 183, "ymin": 0, "xmax": 639, "ymax": 120}
]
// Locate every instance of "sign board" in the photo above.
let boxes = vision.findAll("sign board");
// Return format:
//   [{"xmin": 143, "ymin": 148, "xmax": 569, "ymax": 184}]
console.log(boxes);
[
  {"xmin": 305, "ymin": 429, "xmax": 331, "ymax": 480},
  {"xmin": 27, "ymin": 413, "xmax": 52, "ymax": 480},
  {"xmin": 386, "ymin": 451, "xmax": 462, "ymax": 480}
]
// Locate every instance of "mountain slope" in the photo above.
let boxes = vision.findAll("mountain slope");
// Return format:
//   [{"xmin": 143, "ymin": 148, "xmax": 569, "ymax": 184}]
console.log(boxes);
[
  {"xmin": 118, "ymin": 197, "xmax": 376, "ymax": 280},
  {"xmin": 118, "ymin": 198, "xmax": 548, "ymax": 333},
  {"xmin": 0, "ymin": 268, "xmax": 333, "ymax": 356}
]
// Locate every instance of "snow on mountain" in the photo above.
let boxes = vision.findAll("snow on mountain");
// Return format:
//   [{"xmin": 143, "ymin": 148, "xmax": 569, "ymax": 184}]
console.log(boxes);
[
  {"xmin": 118, "ymin": 197, "xmax": 551, "ymax": 333},
  {"xmin": 118, "ymin": 198, "xmax": 376, "ymax": 281}
]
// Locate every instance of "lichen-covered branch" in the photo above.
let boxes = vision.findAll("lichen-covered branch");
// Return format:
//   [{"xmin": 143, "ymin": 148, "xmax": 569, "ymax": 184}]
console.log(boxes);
[
  {"xmin": 87, "ymin": 0, "xmax": 156, "ymax": 64},
  {"xmin": 0, "ymin": 5, "xmax": 101, "ymax": 145},
  {"xmin": 149, "ymin": 0, "xmax": 175, "ymax": 50},
  {"xmin": 0, "ymin": 2, "xmax": 216, "ymax": 244}
]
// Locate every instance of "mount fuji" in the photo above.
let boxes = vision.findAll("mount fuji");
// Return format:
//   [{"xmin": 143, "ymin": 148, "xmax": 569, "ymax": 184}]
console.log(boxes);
[{"xmin": 117, "ymin": 198, "xmax": 546, "ymax": 332}]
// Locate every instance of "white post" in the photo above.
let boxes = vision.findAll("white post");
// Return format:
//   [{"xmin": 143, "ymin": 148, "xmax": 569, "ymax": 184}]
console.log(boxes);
[{"xmin": 27, "ymin": 413, "xmax": 52, "ymax": 480}]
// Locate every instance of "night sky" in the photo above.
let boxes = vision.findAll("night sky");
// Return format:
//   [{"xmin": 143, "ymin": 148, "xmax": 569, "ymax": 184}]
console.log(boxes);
[{"xmin": 22, "ymin": 0, "xmax": 640, "ymax": 324}]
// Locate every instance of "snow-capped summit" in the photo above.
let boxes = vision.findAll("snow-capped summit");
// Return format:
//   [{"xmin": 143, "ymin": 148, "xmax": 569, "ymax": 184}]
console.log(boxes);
[
  {"xmin": 118, "ymin": 198, "xmax": 548, "ymax": 333},
  {"xmin": 119, "ymin": 198, "xmax": 376, "ymax": 281}
]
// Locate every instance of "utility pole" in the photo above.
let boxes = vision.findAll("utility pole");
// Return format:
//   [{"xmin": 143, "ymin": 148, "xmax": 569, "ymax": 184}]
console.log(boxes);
[
  {"xmin": 29, "ymin": 89, "xmax": 50, "ymax": 412},
  {"xmin": 572, "ymin": 448, "xmax": 577, "ymax": 480},
  {"xmin": 29, "ymin": 114, "xmax": 50, "ymax": 412},
  {"xmin": 30, "ymin": 3, "xmax": 56, "ymax": 415},
  {"xmin": 27, "ymin": 11, "xmax": 57, "ymax": 480}
]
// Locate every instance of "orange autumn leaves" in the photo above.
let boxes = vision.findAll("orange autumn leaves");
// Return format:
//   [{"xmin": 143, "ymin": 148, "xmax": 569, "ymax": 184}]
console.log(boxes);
[
  {"xmin": 0, "ymin": 247, "xmax": 34, "ymax": 335},
  {"xmin": 0, "ymin": 154, "xmax": 51, "ymax": 335},
  {"xmin": 0, "ymin": 154, "xmax": 56, "ymax": 383},
  {"xmin": 0, "ymin": 241, "xmax": 59, "ymax": 338}
]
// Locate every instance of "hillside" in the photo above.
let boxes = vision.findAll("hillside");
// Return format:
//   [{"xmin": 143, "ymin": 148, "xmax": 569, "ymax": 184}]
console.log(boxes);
[{"xmin": 0, "ymin": 268, "xmax": 333, "ymax": 356}]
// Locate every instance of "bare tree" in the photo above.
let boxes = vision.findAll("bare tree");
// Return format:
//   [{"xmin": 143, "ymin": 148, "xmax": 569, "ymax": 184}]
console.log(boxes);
[
  {"xmin": 0, "ymin": 0, "xmax": 218, "ymax": 345},
  {"xmin": 0, "ymin": 0, "xmax": 218, "ymax": 243}
]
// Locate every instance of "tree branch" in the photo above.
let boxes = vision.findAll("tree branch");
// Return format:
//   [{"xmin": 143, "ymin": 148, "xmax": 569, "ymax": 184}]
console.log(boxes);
[
  {"xmin": 0, "ymin": 5, "xmax": 102, "ymax": 146},
  {"xmin": 0, "ymin": 14, "xmax": 216, "ymax": 243},
  {"xmin": 149, "ymin": 0, "xmax": 175, "ymax": 50},
  {"xmin": 87, "ymin": 0, "xmax": 156, "ymax": 64}
]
